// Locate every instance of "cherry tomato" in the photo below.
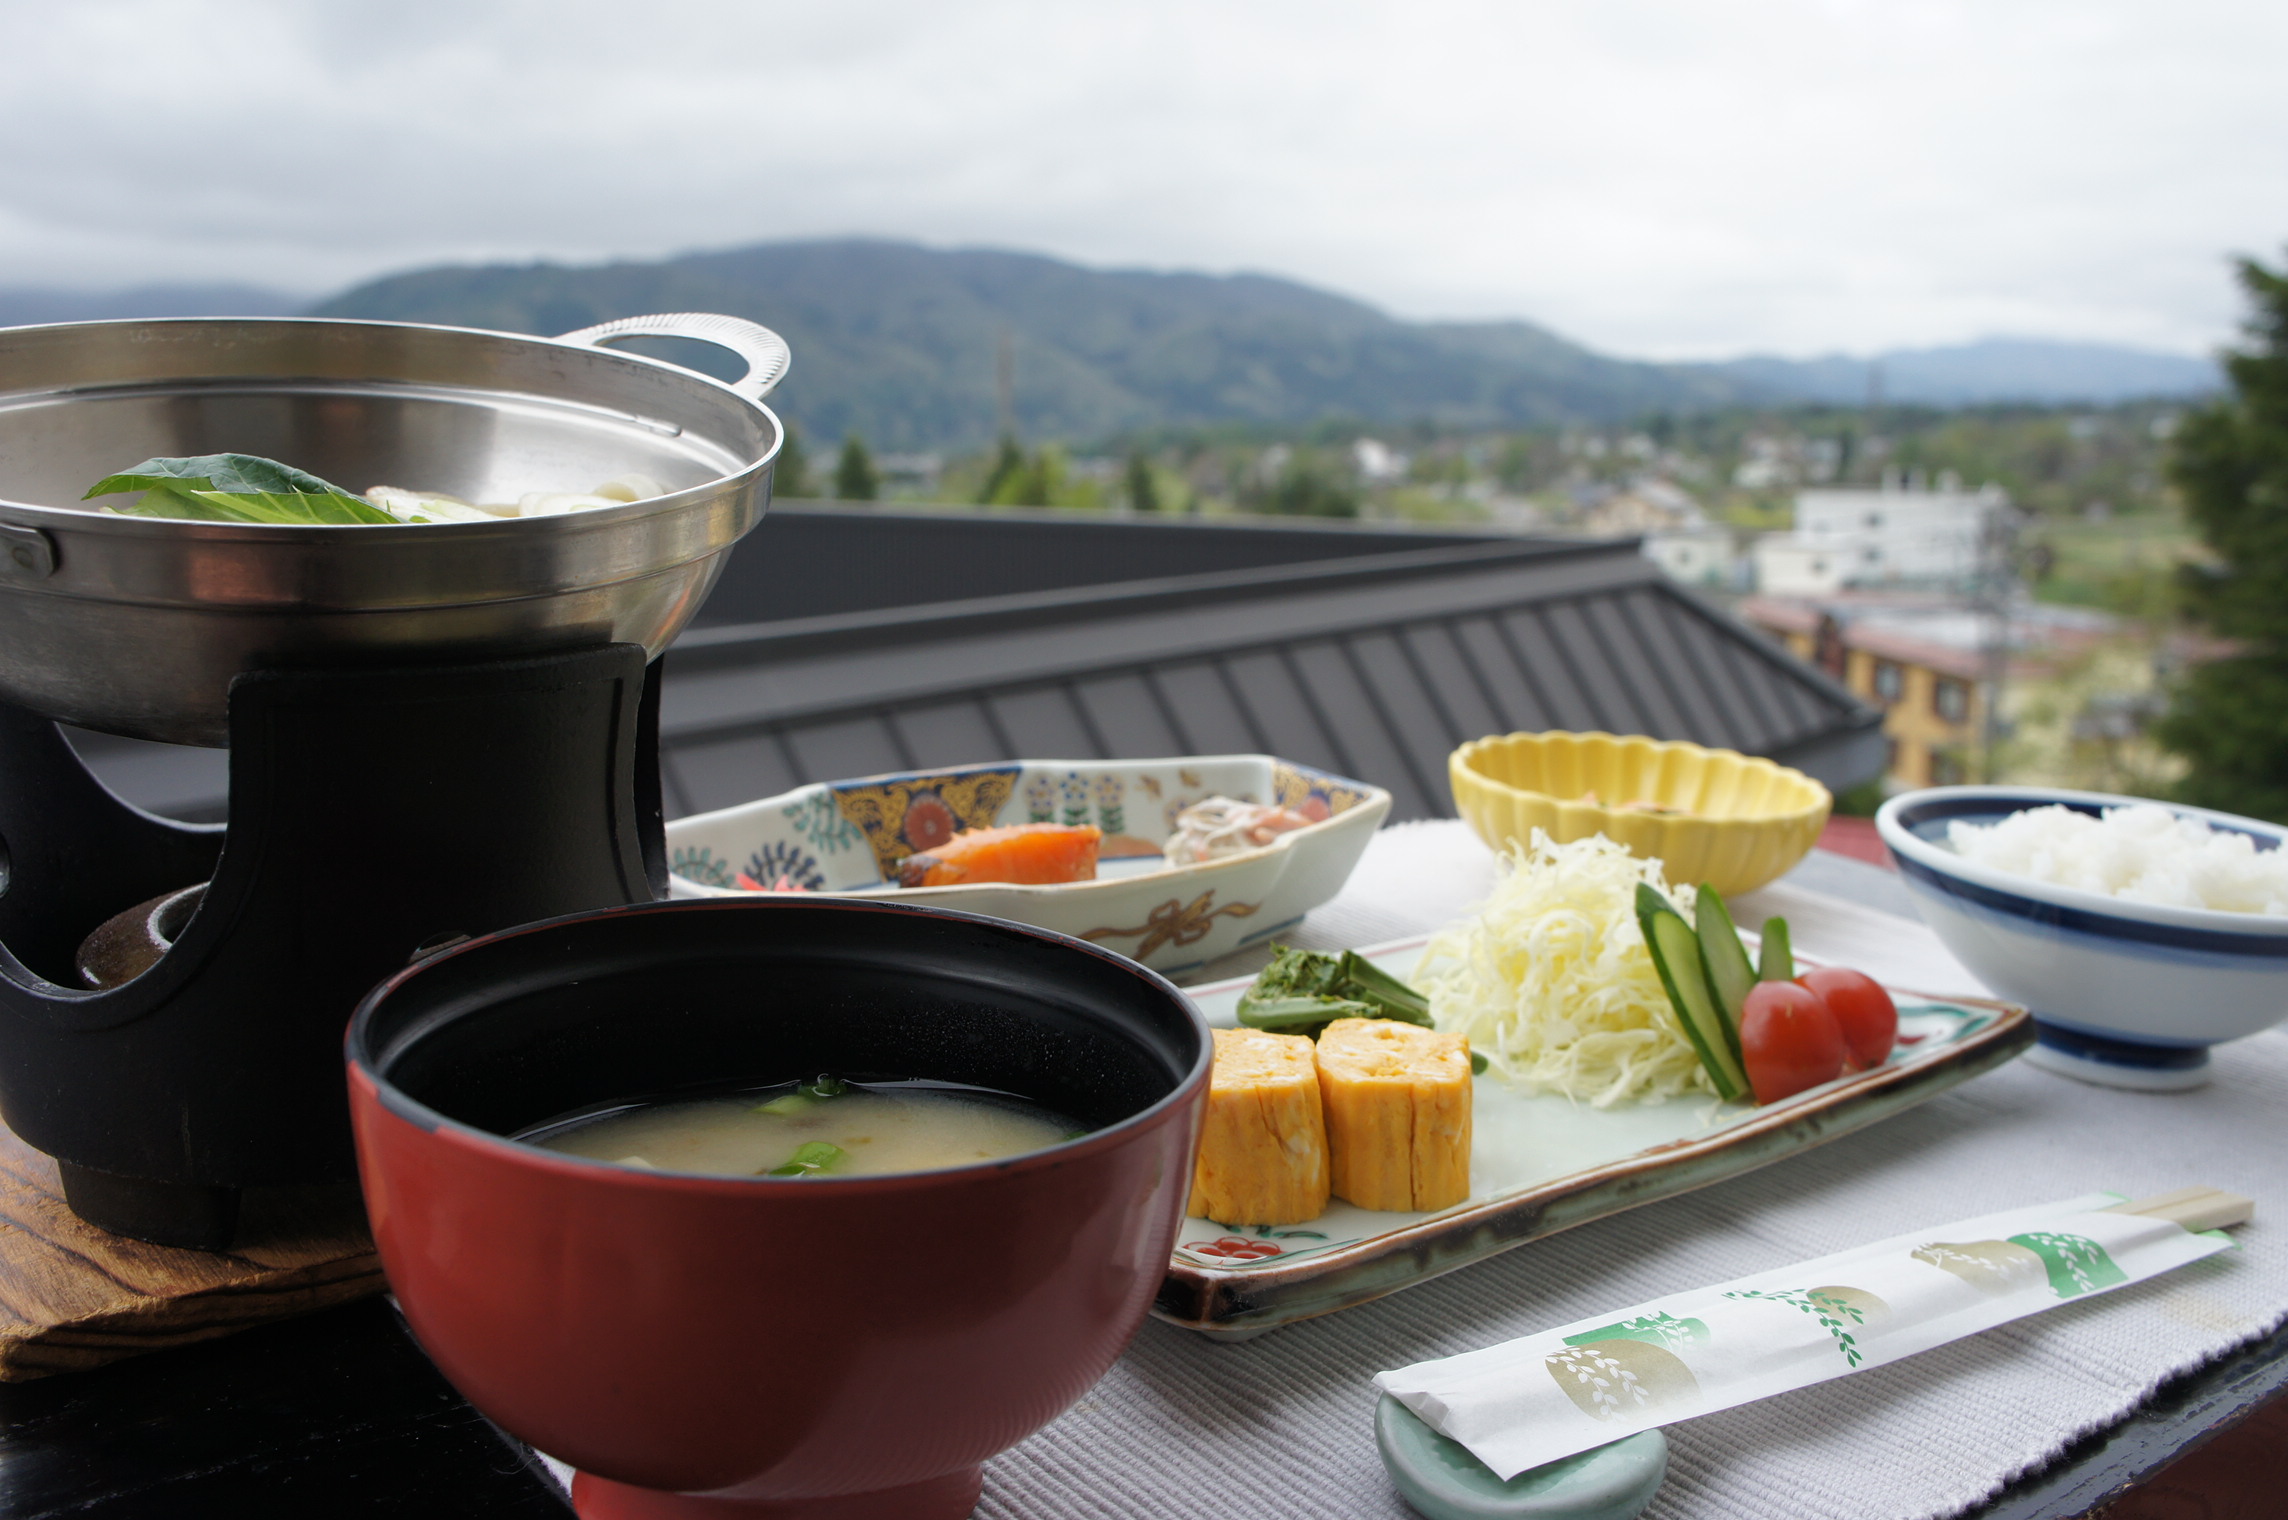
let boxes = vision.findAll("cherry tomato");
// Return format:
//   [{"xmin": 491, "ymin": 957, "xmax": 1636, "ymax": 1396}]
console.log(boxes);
[
  {"xmin": 1739, "ymin": 981, "xmax": 1846, "ymax": 1104},
  {"xmin": 1799, "ymin": 967, "xmax": 1899, "ymax": 1072}
]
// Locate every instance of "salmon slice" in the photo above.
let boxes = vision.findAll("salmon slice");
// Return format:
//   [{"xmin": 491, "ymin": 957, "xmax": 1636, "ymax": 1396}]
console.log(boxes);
[{"xmin": 897, "ymin": 823, "xmax": 1102, "ymax": 888}]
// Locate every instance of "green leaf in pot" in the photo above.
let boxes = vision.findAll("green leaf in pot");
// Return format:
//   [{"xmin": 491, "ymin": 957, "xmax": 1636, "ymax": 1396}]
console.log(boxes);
[
  {"xmin": 90, "ymin": 452, "xmax": 355, "ymax": 497},
  {"xmin": 86, "ymin": 453, "xmax": 402, "ymax": 525}
]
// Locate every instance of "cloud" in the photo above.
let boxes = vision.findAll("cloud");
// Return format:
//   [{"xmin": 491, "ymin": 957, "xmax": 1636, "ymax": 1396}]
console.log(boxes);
[{"xmin": 0, "ymin": 0, "xmax": 2279, "ymax": 356}]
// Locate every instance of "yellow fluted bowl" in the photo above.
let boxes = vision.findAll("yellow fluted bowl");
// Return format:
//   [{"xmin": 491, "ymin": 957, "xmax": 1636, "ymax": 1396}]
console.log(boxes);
[{"xmin": 1449, "ymin": 731, "xmax": 1832, "ymax": 896}]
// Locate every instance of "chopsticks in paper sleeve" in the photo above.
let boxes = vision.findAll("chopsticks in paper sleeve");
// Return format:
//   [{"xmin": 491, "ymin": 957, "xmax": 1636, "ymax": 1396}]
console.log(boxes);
[{"xmin": 1373, "ymin": 1188, "xmax": 2253, "ymax": 1482}]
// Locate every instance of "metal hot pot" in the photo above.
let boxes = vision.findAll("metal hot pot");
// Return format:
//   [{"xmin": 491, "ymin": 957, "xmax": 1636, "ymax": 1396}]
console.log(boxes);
[
  {"xmin": 0, "ymin": 311, "xmax": 789, "ymax": 745},
  {"xmin": 0, "ymin": 312, "xmax": 788, "ymax": 1247}
]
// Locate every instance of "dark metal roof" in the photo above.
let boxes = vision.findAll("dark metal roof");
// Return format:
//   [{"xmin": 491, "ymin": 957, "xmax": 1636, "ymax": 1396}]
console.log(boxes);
[
  {"xmin": 657, "ymin": 517, "xmax": 1884, "ymax": 822},
  {"xmin": 688, "ymin": 502, "xmax": 1512, "ymax": 626},
  {"xmin": 62, "ymin": 507, "xmax": 1884, "ymax": 824}
]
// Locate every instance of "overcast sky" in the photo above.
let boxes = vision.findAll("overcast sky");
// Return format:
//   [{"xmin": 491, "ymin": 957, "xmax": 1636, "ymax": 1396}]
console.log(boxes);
[{"xmin": 2, "ymin": 0, "xmax": 2281, "ymax": 359}]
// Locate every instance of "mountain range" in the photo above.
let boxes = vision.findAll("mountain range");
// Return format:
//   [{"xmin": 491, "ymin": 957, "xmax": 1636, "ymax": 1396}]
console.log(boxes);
[
  {"xmin": 0, "ymin": 242, "xmax": 2223, "ymax": 450},
  {"xmin": 1707, "ymin": 337, "xmax": 2219, "ymax": 410},
  {"xmin": 303, "ymin": 242, "xmax": 1749, "ymax": 449},
  {"xmin": 0, "ymin": 283, "xmax": 302, "ymax": 327}
]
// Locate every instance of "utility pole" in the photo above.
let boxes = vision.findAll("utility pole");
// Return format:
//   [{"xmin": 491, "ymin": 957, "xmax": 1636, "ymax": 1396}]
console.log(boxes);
[
  {"xmin": 1975, "ymin": 493, "xmax": 2018, "ymax": 782},
  {"xmin": 995, "ymin": 331, "xmax": 1016, "ymax": 442},
  {"xmin": 1863, "ymin": 360, "xmax": 1886, "ymax": 491}
]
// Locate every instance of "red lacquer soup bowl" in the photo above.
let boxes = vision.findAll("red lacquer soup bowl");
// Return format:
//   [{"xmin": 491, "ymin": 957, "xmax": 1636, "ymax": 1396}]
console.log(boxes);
[{"xmin": 345, "ymin": 896, "xmax": 1209, "ymax": 1520}]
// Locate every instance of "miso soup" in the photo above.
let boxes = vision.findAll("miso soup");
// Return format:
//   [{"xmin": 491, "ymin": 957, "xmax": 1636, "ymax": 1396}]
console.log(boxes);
[{"xmin": 518, "ymin": 1076, "xmax": 1083, "ymax": 1179}]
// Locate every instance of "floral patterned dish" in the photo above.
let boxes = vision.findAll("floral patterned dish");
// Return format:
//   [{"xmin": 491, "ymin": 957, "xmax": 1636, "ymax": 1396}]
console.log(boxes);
[
  {"xmin": 1159, "ymin": 939, "xmax": 2033, "ymax": 1338},
  {"xmin": 664, "ymin": 756, "xmax": 1391, "ymax": 974}
]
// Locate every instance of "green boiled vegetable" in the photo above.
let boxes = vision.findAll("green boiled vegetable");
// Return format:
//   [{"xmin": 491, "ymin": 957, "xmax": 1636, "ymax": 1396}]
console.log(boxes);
[
  {"xmin": 1238, "ymin": 994, "xmax": 1379, "ymax": 1032},
  {"xmin": 1635, "ymin": 884, "xmax": 1751, "ymax": 1102},
  {"xmin": 1235, "ymin": 944, "xmax": 1434, "ymax": 1039},
  {"xmin": 86, "ymin": 453, "xmax": 403, "ymax": 525},
  {"xmin": 756, "ymin": 1073, "xmax": 851, "ymax": 1116},
  {"xmin": 1691, "ymin": 886, "xmax": 1755, "ymax": 1068},
  {"xmin": 1757, "ymin": 917, "xmax": 1795, "ymax": 982},
  {"xmin": 765, "ymin": 1141, "xmax": 844, "ymax": 1177},
  {"xmin": 1334, "ymin": 951, "xmax": 1432, "ymax": 1024}
]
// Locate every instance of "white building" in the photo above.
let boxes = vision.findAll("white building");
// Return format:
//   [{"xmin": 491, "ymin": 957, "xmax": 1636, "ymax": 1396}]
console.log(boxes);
[
  {"xmin": 1755, "ymin": 478, "xmax": 2009, "ymax": 594},
  {"xmin": 1643, "ymin": 528, "xmax": 1737, "ymax": 589},
  {"xmin": 875, "ymin": 453, "xmax": 943, "ymax": 494},
  {"xmin": 1732, "ymin": 433, "xmax": 1844, "ymax": 491},
  {"xmin": 1353, "ymin": 438, "xmax": 1409, "ymax": 484},
  {"xmin": 1752, "ymin": 535, "xmax": 1860, "ymax": 596}
]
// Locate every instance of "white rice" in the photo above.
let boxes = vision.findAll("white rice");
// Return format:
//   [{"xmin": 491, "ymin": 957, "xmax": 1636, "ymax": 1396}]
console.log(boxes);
[{"xmin": 1945, "ymin": 802, "xmax": 2288, "ymax": 916}]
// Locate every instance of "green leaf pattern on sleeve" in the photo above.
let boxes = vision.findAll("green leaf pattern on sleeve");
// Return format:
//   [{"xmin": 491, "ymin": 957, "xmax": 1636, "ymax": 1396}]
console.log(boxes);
[
  {"xmin": 1561, "ymin": 1311, "xmax": 1711, "ymax": 1354},
  {"xmin": 1723, "ymin": 1286, "xmax": 1888, "ymax": 1368},
  {"xmin": 2006, "ymin": 1232, "xmax": 2128, "ymax": 1298}
]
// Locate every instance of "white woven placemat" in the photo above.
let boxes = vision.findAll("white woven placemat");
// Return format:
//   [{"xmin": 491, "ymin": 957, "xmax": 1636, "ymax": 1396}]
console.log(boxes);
[
  {"xmin": 534, "ymin": 822, "xmax": 2285, "ymax": 1518},
  {"xmin": 972, "ymin": 822, "xmax": 2286, "ymax": 1520}
]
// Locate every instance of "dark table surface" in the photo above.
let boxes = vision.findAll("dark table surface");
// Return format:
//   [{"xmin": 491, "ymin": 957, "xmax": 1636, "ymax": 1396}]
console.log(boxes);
[{"xmin": 0, "ymin": 1293, "xmax": 2277, "ymax": 1519}]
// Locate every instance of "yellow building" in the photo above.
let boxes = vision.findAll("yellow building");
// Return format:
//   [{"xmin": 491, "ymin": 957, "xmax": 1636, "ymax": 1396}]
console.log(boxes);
[{"xmin": 1742, "ymin": 599, "xmax": 1985, "ymax": 787}]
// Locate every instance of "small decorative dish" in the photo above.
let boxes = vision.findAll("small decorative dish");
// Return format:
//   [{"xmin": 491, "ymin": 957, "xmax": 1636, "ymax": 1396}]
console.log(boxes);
[
  {"xmin": 1450, "ymin": 732, "xmax": 1830, "ymax": 897},
  {"xmin": 665, "ymin": 756, "xmax": 1392, "ymax": 974},
  {"xmin": 1156, "ymin": 937, "xmax": 2030, "ymax": 1337}
]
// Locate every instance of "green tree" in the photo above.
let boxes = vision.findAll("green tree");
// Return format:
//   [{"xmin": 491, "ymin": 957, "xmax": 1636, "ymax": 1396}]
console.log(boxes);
[
  {"xmin": 774, "ymin": 423, "xmax": 811, "ymax": 498},
  {"xmin": 1261, "ymin": 457, "xmax": 1358, "ymax": 518},
  {"xmin": 989, "ymin": 444, "xmax": 1065, "ymax": 508},
  {"xmin": 834, "ymin": 433, "xmax": 879, "ymax": 501},
  {"xmin": 2155, "ymin": 253, "xmax": 2288, "ymax": 821},
  {"xmin": 1125, "ymin": 449, "xmax": 1160, "ymax": 512},
  {"xmin": 977, "ymin": 435, "xmax": 1024, "ymax": 504}
]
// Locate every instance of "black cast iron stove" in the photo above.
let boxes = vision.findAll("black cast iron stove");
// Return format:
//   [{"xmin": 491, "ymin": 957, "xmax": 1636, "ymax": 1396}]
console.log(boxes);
[{"xmin": 0, "ymin": 311, "xmax": 789, "ymax": 1248}]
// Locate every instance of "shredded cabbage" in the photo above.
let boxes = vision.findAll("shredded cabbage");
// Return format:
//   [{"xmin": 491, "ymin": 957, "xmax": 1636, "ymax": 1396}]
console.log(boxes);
[{"xmin": 1420, "ymin": 831, "xmax": 1709, "ymax": 1107}]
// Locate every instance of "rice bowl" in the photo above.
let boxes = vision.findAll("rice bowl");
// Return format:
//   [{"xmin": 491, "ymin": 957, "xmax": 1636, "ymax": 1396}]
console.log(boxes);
[{"xmin": 1876, "ymin": 785, "xmax": 2288, "ymax": 1091}]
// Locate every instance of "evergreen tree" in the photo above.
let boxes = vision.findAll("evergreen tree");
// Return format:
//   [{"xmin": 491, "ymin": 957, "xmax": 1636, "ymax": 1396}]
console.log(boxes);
[
  {"xmin": 989, "ymin": 444, "xmax": 1063, "ymax": 508},
  {"xmin": 2155, "ymin": 254, "xmax": 2288, "ymax": 821},
  {"xmin": 1261, "ymin": 456, "xmax": 1358, "ymax": 518},
  {"xmin": 1125, "ymin": 449, "xmax": 1161, "ymax": 513},
  {"xmin": 833, "ymin": 433, "xmax": 880, "ymax": 501},
  {"xmin": 773, "ymin": 424, "xmax": 811, "ymax": 498},
  {"xmin": 977, "ymin": 435, "xmax": 1024, "ymax": 504}
]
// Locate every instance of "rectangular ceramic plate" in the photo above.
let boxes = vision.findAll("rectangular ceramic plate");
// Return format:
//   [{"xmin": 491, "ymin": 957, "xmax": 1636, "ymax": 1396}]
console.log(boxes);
[{"xmin": 1155, "ymin": 939, "xmax": 2033, "ymax": 1337}]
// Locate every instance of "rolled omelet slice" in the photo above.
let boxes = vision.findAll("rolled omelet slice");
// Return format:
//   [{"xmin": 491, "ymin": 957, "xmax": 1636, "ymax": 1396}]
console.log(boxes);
[
  {"xmin": 1316, "ymin": 1018, "xmax": 1472, "ymax": 1213},
  {"xmin": 1188, "ymin": 1027, "xmax": 1331, "ymax": 1226}
]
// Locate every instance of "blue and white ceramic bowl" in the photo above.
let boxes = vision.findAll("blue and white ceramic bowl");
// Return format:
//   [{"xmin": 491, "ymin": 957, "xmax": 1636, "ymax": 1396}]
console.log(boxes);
[{"xmin": 1876, "ymin": 786, "xmax": 2288, "ymax": 1091}]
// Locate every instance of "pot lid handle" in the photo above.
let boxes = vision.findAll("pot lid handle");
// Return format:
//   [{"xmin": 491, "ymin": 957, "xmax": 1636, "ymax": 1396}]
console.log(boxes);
[{"xmin": 552, "ymin": 312, "xmax": 791, "ymax": 402}]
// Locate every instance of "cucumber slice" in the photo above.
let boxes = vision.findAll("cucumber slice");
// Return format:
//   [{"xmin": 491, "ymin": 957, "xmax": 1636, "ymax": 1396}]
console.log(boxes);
[
  {"xmin": 1757, "ymin": 916, "xmax": 1794, "ymax": 982},
  {"xmin": 1634, "ymin": 885, "xmax": 1750, "ymax": 1102},
  {"xmin": 1691, "ymin": 886, "xmax": 1754, "ymax": 1066}
]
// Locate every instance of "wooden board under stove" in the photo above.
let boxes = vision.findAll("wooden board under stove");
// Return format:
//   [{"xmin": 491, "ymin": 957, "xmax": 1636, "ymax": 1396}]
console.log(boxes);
[{"xmin": 0, "ymin": 1121, "xmax": 382, "ymax": 1379}]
